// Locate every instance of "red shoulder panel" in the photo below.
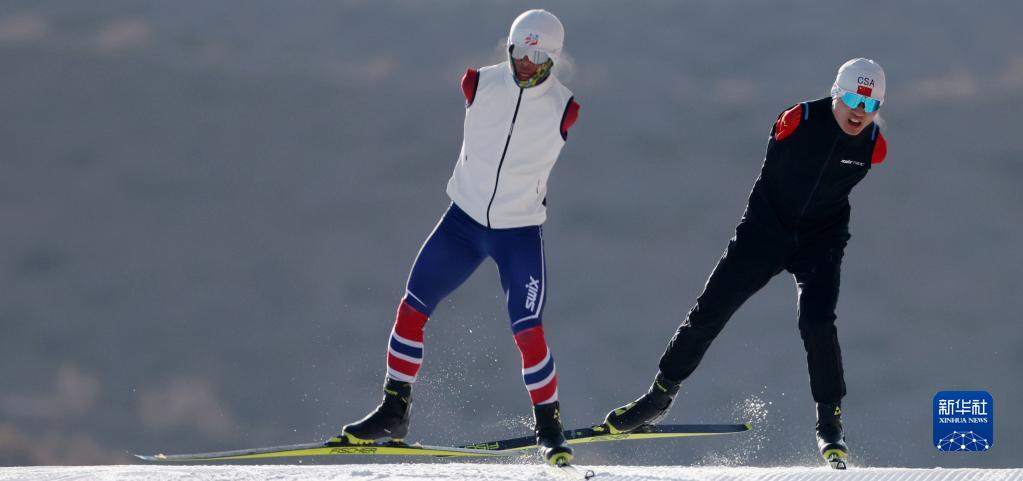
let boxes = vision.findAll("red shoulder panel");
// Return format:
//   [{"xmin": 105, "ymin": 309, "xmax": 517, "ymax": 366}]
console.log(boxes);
[
  {"xmin": 461, "ymin": 68, "xmax": 479, "ymax": 106},
  {"xmin": 773, "ymin": 104, "xmax": 803, "ymax": 141},
  {"xmin": 872, "ymin": 131, "xmax": 887, "ymax": 165},
  {"xmin": 560, "ymin": 98, "xmax": 580, "ymax": 140}
]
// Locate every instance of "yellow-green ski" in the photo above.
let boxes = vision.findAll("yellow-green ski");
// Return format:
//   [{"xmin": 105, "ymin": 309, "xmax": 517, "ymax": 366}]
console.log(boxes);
[
  {"xmin": 460, "ymin": 423, "xmax": 752, "ymax": 451},
  {"xmin": 134, "ymin": 439, "xmax": 513, "ymax": 462}
]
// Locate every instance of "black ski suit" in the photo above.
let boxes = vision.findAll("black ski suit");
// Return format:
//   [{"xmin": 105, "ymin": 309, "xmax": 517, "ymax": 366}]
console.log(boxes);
[{"xmin": 658, "ymin": 97, "xmax": 888, "ymax": 403}]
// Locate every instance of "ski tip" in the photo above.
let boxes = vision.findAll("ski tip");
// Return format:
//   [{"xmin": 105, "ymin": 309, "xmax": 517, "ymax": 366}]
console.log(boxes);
[
  {"xmin": 743, "ymin": 422, "xmax": 753, "ymax": 431},
  {"xmin": 132, "ymin": 453, "xmax": 165, "ymax": 462}
]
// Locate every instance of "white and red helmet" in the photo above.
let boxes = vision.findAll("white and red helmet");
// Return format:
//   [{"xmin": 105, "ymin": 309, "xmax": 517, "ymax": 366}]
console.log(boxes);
[
  {"xmin": 508, "ymin": 9, "xmax": 564, "ymax": 66},
  {"xmin": 831, "ymin": 58, "xmax": 886, "ymax": 103}
]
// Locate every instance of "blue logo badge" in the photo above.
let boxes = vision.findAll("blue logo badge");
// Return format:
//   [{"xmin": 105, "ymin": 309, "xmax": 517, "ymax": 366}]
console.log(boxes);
[{"xmin": 933, "ymin": 391, "xmax": 993, "ymax": 452}]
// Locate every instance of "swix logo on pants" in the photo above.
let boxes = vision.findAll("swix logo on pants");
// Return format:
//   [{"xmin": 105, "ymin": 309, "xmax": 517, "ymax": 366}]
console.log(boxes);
[{"xmin": 524, "ymin": 276, "xmax": 541, "ymax": 311}]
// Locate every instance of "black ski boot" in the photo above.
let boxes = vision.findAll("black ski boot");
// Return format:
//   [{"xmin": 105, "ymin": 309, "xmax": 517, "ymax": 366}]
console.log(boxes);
[
  {"xmin": 603, "ymin": 372, "xmax": 680, "ymax": 434},
  {"xmin": 816, "ymin": 402, "xmax": 848, "ymax": 470},
  {"xmin": 335, "ymin": 379, "xmax": 412, "ymax": 445},
  {"xmin": 534, "ymin": 401, "xmax": 573, "ymax": 466}
]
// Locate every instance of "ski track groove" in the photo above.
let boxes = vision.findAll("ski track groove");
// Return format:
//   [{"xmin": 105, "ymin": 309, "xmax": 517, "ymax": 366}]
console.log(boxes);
[{"xmin": 1, "ymin": 465, "xmax": 1022, "ymax": 481}]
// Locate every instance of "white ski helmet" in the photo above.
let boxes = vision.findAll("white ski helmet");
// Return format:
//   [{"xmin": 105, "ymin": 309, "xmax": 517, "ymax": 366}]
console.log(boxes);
[
  {"xmin": 508, "ymin": 9, "xmax": 564, "ymax": 66},
  {"xmin": 831, "ymin": 58, "xmax": 886, "ymax": 103}
]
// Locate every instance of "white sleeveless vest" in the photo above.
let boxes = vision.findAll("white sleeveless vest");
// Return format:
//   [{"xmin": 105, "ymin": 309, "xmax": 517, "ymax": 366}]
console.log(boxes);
[{"xmin": 446, "ymin": 62, "xmax": 574, "ymax": 228}]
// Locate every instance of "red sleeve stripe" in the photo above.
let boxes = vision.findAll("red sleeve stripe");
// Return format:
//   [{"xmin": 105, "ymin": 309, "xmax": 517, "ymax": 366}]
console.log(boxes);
[
  {"xmin": 461, "ymin": 68, "xmax": 479, "ymax": 107},
  {"xmin": 560, "ymin": 97, "xmax": 579, "ymax": 140},
  {"xmin": 773, "ymin": 103, "xmax": 803, "ymax": 141},
  {"xmin": 871, "ymin": 131, "xmax": 887, "ymax": 165}
]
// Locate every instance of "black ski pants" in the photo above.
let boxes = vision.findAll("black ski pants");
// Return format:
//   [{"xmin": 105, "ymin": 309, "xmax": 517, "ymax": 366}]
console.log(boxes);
[{"xmin": 658, "ymin": 221, "xmax": 849, "ymax": 404}]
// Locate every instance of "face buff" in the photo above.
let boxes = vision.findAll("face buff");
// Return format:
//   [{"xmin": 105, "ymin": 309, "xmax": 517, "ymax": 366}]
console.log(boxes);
[{"xmin": 513, "ymin": 58, "xmax": 554, "ymax": 88}]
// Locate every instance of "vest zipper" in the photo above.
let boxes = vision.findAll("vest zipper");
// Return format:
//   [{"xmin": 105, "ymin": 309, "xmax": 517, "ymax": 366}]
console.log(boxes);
[
  {"xmin": 485, "ymin": 87, "xmax": 524, "ymax": 228},
  {"xmin": 795, "ymin": 138, "xmax": 839, "ymax": 233}
]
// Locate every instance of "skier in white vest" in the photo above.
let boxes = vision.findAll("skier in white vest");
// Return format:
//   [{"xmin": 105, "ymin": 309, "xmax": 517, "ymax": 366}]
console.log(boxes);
[{"xmin": 335, "ymin": 9, "xmax": 580, "ymax": 466}]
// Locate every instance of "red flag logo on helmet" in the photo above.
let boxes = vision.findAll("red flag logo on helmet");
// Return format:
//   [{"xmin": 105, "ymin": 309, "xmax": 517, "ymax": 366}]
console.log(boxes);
[
  {"xmin": 856, "ymin": 85, "xmax": 873, "ymax": 96},
  {"xmin": 524, "ymin": 33, "xmax": 539, "ymax": 46}
]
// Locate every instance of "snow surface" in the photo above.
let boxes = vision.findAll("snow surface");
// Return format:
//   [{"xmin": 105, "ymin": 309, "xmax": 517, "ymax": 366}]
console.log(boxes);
[{"xmin": 1, "ymin": 465, "xmax": 1022, "ymax": 481}]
